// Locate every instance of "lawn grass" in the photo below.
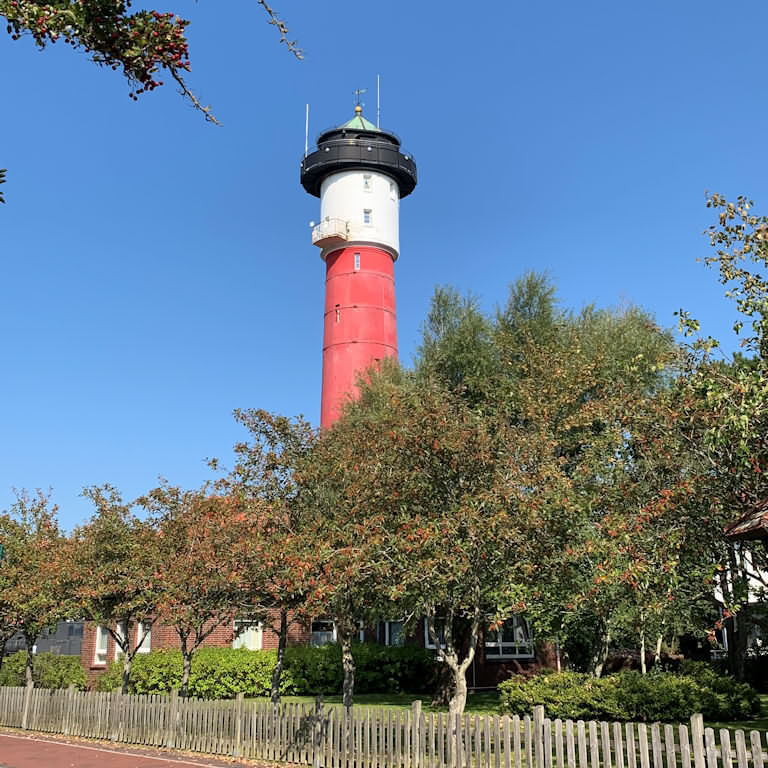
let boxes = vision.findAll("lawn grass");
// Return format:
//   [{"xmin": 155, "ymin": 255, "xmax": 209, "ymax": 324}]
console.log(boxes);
[
  {"xmin": 704, "ymin": 694, "xmax": 768, "ymax": 733},
  {"xmin": 282, "ymin": 692, "xmax": 768, "ymax": 732},
  {"xmin": 282, "ymin": 691, "xmax": 500, "ymax": 715}
]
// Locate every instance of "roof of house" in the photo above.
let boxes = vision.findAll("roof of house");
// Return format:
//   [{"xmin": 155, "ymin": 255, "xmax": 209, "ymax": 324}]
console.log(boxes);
[{"xmin": 724, "ymin": 500, "xmax": 768, "ymax": 541}]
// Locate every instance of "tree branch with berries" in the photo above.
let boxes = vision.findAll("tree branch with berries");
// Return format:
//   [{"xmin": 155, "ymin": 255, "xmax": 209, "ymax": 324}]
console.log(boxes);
[{"xmin": 0, "ymin": 0, "xmax": 300, "ymax": 126}]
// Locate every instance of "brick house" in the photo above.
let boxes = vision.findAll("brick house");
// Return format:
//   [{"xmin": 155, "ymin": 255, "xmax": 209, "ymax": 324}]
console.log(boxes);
[{"xmin": 80, "ymin": 612, "xmax": 542, "ymax": 689}]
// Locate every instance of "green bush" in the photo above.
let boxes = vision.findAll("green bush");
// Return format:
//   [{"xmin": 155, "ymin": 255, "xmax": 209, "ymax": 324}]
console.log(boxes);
[
  {"xmin": 97, "ymin": 648, "xmax": 295, "ymax": 698},
  {"xmin": 285, "ymin": 644, "xmax": 437, "ymax": 695},
  {"xmin": 498, "ymin": 669, "xmax": 761, "ymax": 722},
  {"xmin": 95, "ymin": 644, "xmax": 437, "ymax": 699},
  {"xmin": 0, "ymin": 652, "xmax": 86, "ymax": 690}
]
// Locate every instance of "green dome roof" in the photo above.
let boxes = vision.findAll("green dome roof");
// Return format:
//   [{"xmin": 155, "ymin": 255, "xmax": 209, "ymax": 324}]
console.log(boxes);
[{"xmin": 339, "ymin": 108, "xmax": 379, "ymax": 132}]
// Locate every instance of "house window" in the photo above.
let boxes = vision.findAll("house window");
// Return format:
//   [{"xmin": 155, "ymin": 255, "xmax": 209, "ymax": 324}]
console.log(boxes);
[
  {"xmin": 114, "ymin": 621, "xmax": 127, "ymax": 659},
  {"xmin": 363, "ymin": 174, "xmax": 372, "ymax": 191},
  {"xmin": 94, "ymin": 626, "xmax": 108, "ymax": 666},
  {"xmin": 233, "ymin": 619, "xmax": 262, "ymax": 650},
  {"xmin": 484, "ymin": 616, "xmax": 534, "ymax": 659},
  {"xmin": 384, "ymin": 621, "xmax": 404, "ymax": 647},
  {"xmin": 311, "ymin": 619, "xmax": 336, "ymax": 647},
  {"xmin": 423, "ymin": 618, "xmax": 446, "ymax": 649},
  {"xmin": 354, "ymin": 252, "xmax": 360, "ymax": 271},
  {"xmin": 68, "ymin": 622, "xmax": 83, "ymax": 638},
  {"xmin": 137, "ymin": 620, "xmax": 152, "ymax": 653},
  {"xmin": 363, "ymin": 209, "xmax": 372, "ymax": 225}
]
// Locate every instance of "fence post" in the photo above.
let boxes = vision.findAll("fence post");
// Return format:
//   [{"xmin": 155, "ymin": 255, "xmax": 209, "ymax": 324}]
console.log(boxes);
[
  {"xmin": 108, "ymin": 689, "xmax": 122, "ymax": 741},
  {"xmin": 165, "ymin": 689, "xmax": 179, "ymax": 749},
  {"xmin": 314, "ymin": 695, "xmax": 324, "ymax": 768},
  {"xmin": 412, "ymin": 700, "xmax": 422, "ymax": 768},
  {"xmin": 234, "ymin": 692, "xmax": 244, "ymax": 758},
  {"xmin": 690, "ymin": 714, "xmax": 705, "ymax": 768},
  {"xmin": 21, "ymin": 684, "xmax": 32, "ymax": 731},
  {"xmin": 533, "ymin": 706, "xmax": 546, "ymax": 768},
  {"xmin": 62, "ymin": 684, "xmax": 75, "ymax": 736}
]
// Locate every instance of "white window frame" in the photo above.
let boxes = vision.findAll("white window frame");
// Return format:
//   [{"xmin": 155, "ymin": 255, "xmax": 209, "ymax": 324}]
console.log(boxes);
[
  {"xmin": 384, "ymin": 620, "xmax": 405, "ymax": 647},
  {"xmin": 423, "ymin": 618, "xmax": 446, "ymax": 650},
  {"xmin": 363, "ymin": 209, "xmax": 372, "ymax": 225},
  {"xmin": 363, "ymin": 174, "xmax": 372, "ymax": 191},
  {"xmin": 311, "ymin": 619, "xmax": 337, "ymax": 647},
  {"xmin": 94, "ymin": 625, "xmax": 108, "ymax": 666},
  {"xmin": 354, "ymin": 252, "xmax": 361, "ymax": 271},
  {"xmin": 137, "ymin": 620, "xmax": 152, "ymax": 654},
  {"xmin": 233, "ymin": 619, "xmax": 263, "ymax": 650},
  {"xmin": 484, "ymin": 616, "xmax": 534, "ymax": 659}
]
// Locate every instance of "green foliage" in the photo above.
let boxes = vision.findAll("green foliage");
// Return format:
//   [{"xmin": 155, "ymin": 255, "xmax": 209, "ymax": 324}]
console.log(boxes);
[
  {"xmin": 498, "ymin": 670, "xmax": 761, "ymax": 722},
  {"xmin": 0, "ymin": 652, "xmax": 86, "ymax": 690},
  {"xmin": 286, "ymin": 644, "xmax": 438, "ymax": 695},
  {"xmin": 95, "ymin": 645, "xmax": 437, "ymax": 698},
  {"xmin": 0, "ymin": 0, "xmax": 300, "ymax": 123}
]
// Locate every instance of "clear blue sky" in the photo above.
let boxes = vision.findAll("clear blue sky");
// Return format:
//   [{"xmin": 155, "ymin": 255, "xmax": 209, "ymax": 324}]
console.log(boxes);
[{"xmin": 2, "ymin": 1, "xmax": 766, "ymax": 529}]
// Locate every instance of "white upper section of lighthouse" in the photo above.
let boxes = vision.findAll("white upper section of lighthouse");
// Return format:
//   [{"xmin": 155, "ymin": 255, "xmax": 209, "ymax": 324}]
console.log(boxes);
[{"xmin": 314, "ymin": 170, "xmax": 400, "ymax": 259}]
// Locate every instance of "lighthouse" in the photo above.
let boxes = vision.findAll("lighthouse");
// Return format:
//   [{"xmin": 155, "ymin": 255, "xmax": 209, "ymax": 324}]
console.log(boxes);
[{"xmin": 301, "ymin": 104, "xmax": 418, "ymax": 426}]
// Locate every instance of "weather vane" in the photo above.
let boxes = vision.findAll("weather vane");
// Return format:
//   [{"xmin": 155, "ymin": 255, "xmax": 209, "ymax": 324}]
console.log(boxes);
[{"xmin": 354, "ymin": 88, "xmax": 367, "ymax": 108}]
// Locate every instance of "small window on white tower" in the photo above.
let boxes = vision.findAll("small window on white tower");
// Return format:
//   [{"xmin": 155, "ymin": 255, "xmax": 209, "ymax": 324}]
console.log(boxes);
[
  {"xmin": 354, "ymin": 252, "xmax": 361, "ymax": 271},
  {"xmin": 363, "ymin": 209, "xmax": 372, "ymax": 225},
  {"xmin": 390, "ymin": 181, "xmax": 397, "ymax": 201},
  {"xmin": 363, "ymin": 174, "xmax": 372, "ymax": 191}
]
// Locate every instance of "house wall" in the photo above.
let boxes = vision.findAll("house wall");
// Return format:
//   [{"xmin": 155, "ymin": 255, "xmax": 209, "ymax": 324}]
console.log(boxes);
[
  {"xmin": 81, "ymin": 611, "xmax": 312, "ymax": 688},
  {"xmin": 81, "ymin": 612, "xmax": 544, "ymax": 690}
]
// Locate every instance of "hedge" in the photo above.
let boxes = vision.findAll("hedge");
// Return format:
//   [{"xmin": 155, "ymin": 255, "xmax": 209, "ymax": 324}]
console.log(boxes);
[
  {"xmin": 0, "ymin": 652, "xmax": 87, "ymax": 690},
  {"xmin": 498, "ymin": 668, "xmax": 761, "ymax": 723},
  {"xmin": 96, "ymin": 644, "xmax": 438, "ymax": 698}
]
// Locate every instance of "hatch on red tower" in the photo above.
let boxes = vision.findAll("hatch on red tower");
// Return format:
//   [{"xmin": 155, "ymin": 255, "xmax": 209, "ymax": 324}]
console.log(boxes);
[{"xmin": 300, "ymin": 105, "xmax": 418, "ymax": 427}]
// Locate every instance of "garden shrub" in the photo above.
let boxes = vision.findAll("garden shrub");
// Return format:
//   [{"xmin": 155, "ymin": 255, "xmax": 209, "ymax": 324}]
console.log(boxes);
[
  {"xmin": 94, "ymin": 644, "xmax": 437, "ymax": 698},
  {"xmin": 498, "ymin": 669, "xmax": 761, "ymax": 722},
  {"xmin": 97, "ymin": 648, "xmax": 296, "ymax": 698},
  {"xmin": 285, "ymin": 644, "xmax": 437, "ymax": 695},
  {"xmin": 0, "ymin": 651, "xmax": 86, "ymax": 690}
]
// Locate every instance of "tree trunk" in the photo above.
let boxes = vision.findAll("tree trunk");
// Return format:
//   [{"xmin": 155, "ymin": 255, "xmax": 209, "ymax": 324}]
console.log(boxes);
[
  {"xmin": 340, "ymin": 630, "xmax": 355, "ymax": 709},
  {"xmin": 24, "ymin": 645, "xmax": 34, "ymax": 690},
  {"xmin": 426, "ymin": 609, "xmax": 479, "ymax": 719},
  {"xmin": 430, "ymin": 664, "xmax": 454, "ymax": 707},
  {"xmin": 653, "ymin": 633, "xmax": 663, "ymax": 667},
  {"xmin": 0, "ymin": 637, "xmax": 7, "ymax": 673},
  {"xmin": 590, "ymin": 627, "xmax": 611, "ymax": 678},
  {"xmin": 121, "ymin": 647, "xmax": 133, "ymax": 695},
  {"xmin": 180, "ymin": 635, "xmax": 193, "ymax": 698},
  {"xmin": 447, "ymin": 660, "xmax": 469, "ymax": 719},
  {"xmin": 639, "ymin": 628, "xmax": 647, "ymax": 675},
  {"xmin": 727, "ymin": 608, "xmax": 749, "ymax": 682},
  {"xmin": 270, "ymin": 609, "xmax": 288, "ymax": 703}
]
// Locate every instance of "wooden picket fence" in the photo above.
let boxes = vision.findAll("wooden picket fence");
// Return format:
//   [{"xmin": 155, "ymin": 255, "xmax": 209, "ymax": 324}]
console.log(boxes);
[{"xmin": 0, "ymin": 686, "xmax": 766, "ymax": 768}]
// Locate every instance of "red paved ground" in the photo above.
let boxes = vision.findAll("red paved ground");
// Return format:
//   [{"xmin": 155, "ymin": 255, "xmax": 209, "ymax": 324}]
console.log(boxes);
[{"xmin": 0, "ymin": 732, "xmax": 259, "ymax": 768}]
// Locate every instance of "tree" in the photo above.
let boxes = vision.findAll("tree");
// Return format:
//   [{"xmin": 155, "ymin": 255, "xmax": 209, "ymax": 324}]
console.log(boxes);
[
  {"xmin": 416, "ymin": 275, "xmax": 685, "ymax": 674},
  {"xmin": 299, "ymin": 365, "xmax": 571, "ymax": 716},
  {"xmin": 216, "ymin": 408, "xmax": 317, "ymax": 703},
  {"xmin": 0, "ymin": 513, "xmax": 24, "ymax": 670},
  {"xmin": 0, "ymin": 0, "xmax": 300, "ymax": 124},
  {"xmin": 71, "ymin": 485, "xmax": 161, "ymax": 693},
  {"xmin": 672, "ymin": 193, "xmax": 768, "ymax": 679},
  {"xmin": 141, "ymin": 484, "xmax": 252, "ymax": 697},
  {"xmin": 0, "ymin": 490, "xmax": 72, "ymax": 691}
]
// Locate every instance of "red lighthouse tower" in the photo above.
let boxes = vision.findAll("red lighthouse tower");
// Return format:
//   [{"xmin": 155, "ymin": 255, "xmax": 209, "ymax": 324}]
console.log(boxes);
[{"xmin": 301, "ymin": 105, "xmax": 418, "ymax": 426}]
